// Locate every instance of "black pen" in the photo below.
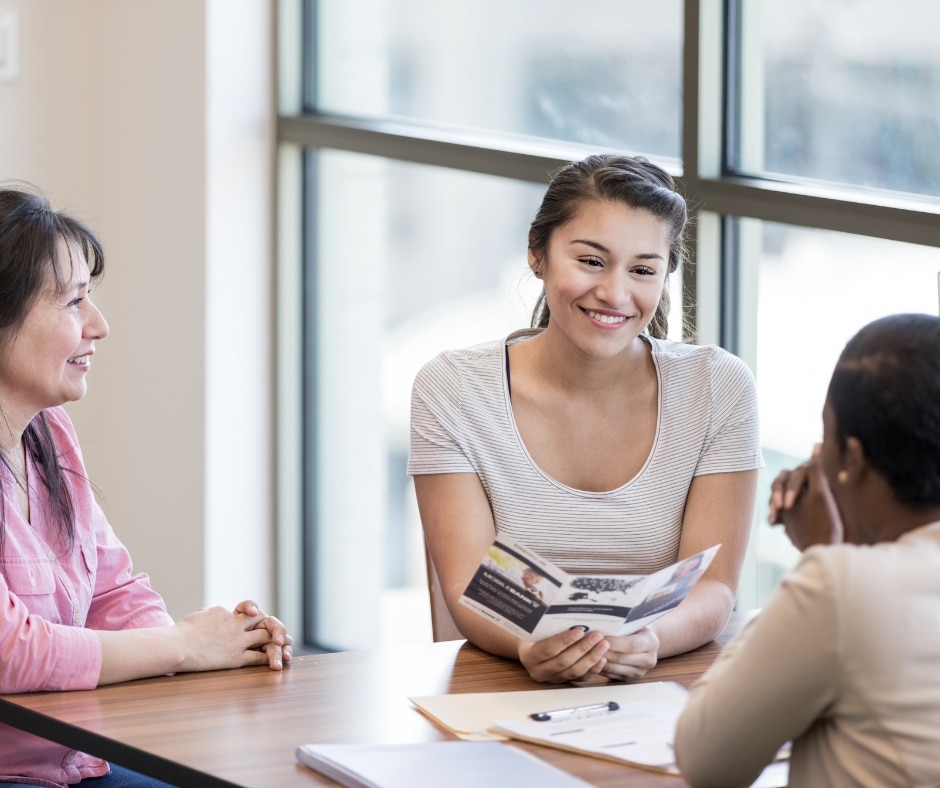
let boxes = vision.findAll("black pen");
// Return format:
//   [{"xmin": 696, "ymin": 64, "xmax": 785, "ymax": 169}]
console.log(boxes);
[{"xmin": 530, "ymin": 700, "xmax": 620, "ymax": 722}]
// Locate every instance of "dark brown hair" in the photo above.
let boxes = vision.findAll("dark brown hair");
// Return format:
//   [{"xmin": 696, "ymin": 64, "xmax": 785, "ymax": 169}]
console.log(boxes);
[{"xmin": 0, "ymin": 184, "xmax": 105, "ymax": 553}]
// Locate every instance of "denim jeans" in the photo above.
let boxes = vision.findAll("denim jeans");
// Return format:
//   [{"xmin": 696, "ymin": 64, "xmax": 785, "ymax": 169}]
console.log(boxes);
[{"xmin": 3, "ymin": 763, "xmax": 177, "ymax": 788}]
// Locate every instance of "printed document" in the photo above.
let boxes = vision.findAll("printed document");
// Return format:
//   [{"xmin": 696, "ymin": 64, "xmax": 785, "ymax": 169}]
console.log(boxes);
[{"xmin": 459, "ymin": 535, "xmax": 719, "ymax": 641}]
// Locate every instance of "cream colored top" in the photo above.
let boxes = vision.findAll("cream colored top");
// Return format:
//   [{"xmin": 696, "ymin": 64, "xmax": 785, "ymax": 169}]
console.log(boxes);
[
  {"xmin": 675, "ymin": 521, "xmax": 940, "ymax": 788},
  {"xmin": 409, "ymin": 332, "xmax": 762, "ymax": 575}
]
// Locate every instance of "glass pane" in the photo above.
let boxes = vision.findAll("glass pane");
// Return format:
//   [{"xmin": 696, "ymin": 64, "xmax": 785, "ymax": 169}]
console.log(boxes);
[
  {"xmin": 740, "ymin": 219, "xmax": 940, "ymax": 605},
  {"xmin": 309, "ymin": 151, "xmax": 544, "ymax": 650},
  {"xmin": 314, "ymin": 0, "xmax": 682, "ymax": 157},
  {"xmin": 737, "ymin": 1, "xmax": 940, "ymax": 198},
  {"xmin": 308, "ymin": 151, "xmax": 687, "ymax": 650}
]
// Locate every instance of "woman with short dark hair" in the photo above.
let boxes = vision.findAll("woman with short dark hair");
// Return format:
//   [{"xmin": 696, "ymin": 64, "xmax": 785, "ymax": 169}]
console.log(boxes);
[{"xmin": 675, "ymin": 312, "xmax": 940, "ymax": 787}]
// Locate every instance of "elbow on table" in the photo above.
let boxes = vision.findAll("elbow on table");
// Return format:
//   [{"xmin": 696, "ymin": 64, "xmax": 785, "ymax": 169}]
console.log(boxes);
[{"xmin": 673, "ymin": 714, "xmax": 758, "ymax": 788}]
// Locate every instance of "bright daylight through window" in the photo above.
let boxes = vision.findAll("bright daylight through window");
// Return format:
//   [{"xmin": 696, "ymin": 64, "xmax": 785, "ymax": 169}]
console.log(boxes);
[{"xmin": 277, "ymin": 0, "xmax": 940, "ymax": 651}]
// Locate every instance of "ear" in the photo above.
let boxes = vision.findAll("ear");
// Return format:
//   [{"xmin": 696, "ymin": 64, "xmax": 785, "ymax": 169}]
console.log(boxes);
[
  {"xmin": 841, "ymin": 436, "xmax": 869, "ymax": 483},
  {"xmin": 527, "ymin": 248, "xmax": 543, "ymax": 277}
]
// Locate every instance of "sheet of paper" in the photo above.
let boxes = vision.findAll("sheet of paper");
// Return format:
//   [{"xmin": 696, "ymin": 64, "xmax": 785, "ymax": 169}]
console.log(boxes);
[
  {"xmin": 492, "ymin": 700, "xmax": 681, "ymax": 771},
  {"xmin": 410, "ymin": 681, "xmax": 689, "ymax": 742}
]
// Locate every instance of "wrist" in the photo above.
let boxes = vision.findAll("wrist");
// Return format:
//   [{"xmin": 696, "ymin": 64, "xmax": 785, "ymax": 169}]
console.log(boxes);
[{"xmin": 166, "ymin": 621, "xmax": 194, "ymax": 672}]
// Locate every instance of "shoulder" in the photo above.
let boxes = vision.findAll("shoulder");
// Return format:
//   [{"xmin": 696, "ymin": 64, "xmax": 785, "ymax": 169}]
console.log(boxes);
[
  {"xmin": 819, "ymin": 523, "xmax": 940, "ymax": 578},
  {"xmin": 648, "ymin": 337, "xmax": 756, "ymax": 396},
  {"xmin": 34, "ymin": 407, "xmax": 86, "ymax": 474},
  {"xmin": 649, "ymin": 336, "xmax": 751, "ymax": 374},
  {"xmin": 790, "ymin": 537, "xmax": 922, "ymax": 601},
  {"xmin": 413, "ymin": 338, "xmax": 505, "ymax": 388},
  {"xmin": 38, "ymin": 406, "xmax": 81, "ymax": 447},
  {"xmin": 787, "ymin": 534, "xmax": 940, "ymax": 660}
]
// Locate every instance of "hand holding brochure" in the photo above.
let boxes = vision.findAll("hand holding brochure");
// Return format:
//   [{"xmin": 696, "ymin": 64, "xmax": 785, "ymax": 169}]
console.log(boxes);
[{"xmin": 459, "ymin": 535, "xmax": 720, "ymax": 641}]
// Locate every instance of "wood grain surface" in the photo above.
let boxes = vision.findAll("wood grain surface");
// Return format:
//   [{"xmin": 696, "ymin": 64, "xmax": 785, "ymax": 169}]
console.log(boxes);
[{"xmin": 0, "ymin": 611, "xmax": 756, "ymax": 787}]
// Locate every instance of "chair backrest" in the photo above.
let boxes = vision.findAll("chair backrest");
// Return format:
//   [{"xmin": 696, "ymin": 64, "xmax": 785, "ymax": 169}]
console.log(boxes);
[{"xmin": 425, "ymin": 547, "xmax": 464, "ymax": 642}]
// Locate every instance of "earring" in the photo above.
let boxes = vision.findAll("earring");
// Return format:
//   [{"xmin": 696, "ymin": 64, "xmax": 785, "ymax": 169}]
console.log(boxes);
[
  {"xmin": 837, "ymin": 470, "xmax": 849, "ymax": 484},
  {"xmin": 533, "ymin": 268, "xmax": 542, "ymax": 279}
]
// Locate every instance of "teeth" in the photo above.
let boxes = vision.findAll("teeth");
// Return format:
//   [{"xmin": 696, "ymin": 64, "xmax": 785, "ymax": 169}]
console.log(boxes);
[
  {"xmin": 68, "ymin": 355, "xmax": 91, "ymax": 364},
  {"xmin": 586, "ymin": 310, "xmax": 626, "ymax": 325}
]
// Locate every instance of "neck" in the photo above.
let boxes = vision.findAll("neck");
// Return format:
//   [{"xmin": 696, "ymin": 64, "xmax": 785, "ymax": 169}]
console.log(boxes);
[
  {"xmin": 0, "ymin": 406, "xmax": 32, "ymax": 464},
  {"xmin": 527, "ymin": 327, "xmax": 652, "ymax": 395},
  {"xmin": 863, "ymin": 505, "xmax": 940, "ymax": 544},
  {"xmin": 845, "ymin": 483, "xmax": 940, "ymax": 544}
]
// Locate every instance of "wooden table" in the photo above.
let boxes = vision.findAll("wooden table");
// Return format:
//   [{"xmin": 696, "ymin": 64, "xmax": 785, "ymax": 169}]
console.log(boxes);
[{"xmin": 0, "ymin": 611, "xmax": 755, "ymax": 787}]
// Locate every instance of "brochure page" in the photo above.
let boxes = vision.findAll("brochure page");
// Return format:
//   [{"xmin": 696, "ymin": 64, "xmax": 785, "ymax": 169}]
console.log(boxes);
[{"xmin": 459, "ymin": 535, "xmax": 719, "ymax": 641}]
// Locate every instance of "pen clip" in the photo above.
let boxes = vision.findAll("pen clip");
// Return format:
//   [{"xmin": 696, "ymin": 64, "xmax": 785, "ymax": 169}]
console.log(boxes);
[{"xmin": 529, "ymin": 700, "xmax": 620, "ymax": 722}]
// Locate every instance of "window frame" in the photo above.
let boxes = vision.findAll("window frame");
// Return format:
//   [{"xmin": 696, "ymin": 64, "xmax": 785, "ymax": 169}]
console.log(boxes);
[{"xmin": 276, "ymin": 0, "xmax": 940, "ymax": 649}]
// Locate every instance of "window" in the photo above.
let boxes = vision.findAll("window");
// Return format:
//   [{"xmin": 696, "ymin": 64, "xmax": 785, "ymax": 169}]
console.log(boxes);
[
  {"xmin": 735, "ymin": 0, "xmax": 940, "ymax": 197},
  {"xmin": 313, "ymin": 0, "xmax": 683, "ymax": 157},
  {"xmin": 307, "ymin": 152, "xmax": 544, "ymax": 648},
  {"xmin": 278, "ymin": 0, "xmax": 940, "ymax": 651}
]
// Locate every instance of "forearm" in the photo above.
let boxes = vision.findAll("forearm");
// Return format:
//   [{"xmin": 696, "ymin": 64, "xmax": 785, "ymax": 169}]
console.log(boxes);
[
  {"xmin": 95, "ymin": 604, "xmax": 285, "ymax": 685},
  {"xmin": 444, "ymin": 588, "xmax": 525, "ymax": 660},
  {"xmin": 96, "ymin": 627, "xmax": 186, "ymax": 686},
  {"xmin": 648, "ymin": 578, "xmax": 734, "ymax": 658},
  {"xmin": 675, "ymin": 624, "xmax": 776, "ymax": 788},
  {"xmin": 675, "ymin": 557, "xmax": 838, "ymax": 786}
]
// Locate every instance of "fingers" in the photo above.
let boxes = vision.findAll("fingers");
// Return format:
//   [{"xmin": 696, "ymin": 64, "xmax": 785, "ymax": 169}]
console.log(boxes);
[
  {"xmin": 768, "ymin": 445, "xmax": 819, "ymax": 524},
  {"xmin": 804, "ymin": 447, "xmax": 830, "ymax": 492},
  {"xmin": 239, "ymin": 640, "xmax": 294, "ymax": 672},
  {"xmin": 200, "ymin": 602, "xmax": 295, "ymax": 671},
  {"xmin": 520, "ymin": 628, "xmax": 610, "ymax": 683},
  {"xmin": 232, "ymin": 603, "xmax": 295, "ymax": 661},
  {"xmin": 599, "ymin": 629, "xmax": 659, "ymax": 682},
  {"xmin": 255, "ymin": 642, "xmax": 287, "ymax": 671},
  {"xmin": 265, "ymin": 640, "xmax": 293, "ymax": 670},
  {"xmin": 174, "ymin": 604, "xmax": 296, "ymax": 674},
  {"xmin": 233, "ymin": 600, "xmax": 265, "ymax": 623},
  {"xmin": 233, "ymin": 599, "xmax": 259, "ymax": 615},
  {"xmin": 775, "ymin": 449, "xmax": 845, "ymax": 550},
  {"xmin": 250, "ymin": 616, "xmax": 294, "ymax": 669}
]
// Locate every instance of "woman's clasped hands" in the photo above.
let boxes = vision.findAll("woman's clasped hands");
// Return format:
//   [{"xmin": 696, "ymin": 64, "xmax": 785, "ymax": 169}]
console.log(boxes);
[
  {"xmin": 518, "ymin": 626, "xmax": 658, "ymax": 684},
  {"xmin": 768, "ymin": 444, "xmax": 844, "ymax": 550},
  {"xmin": 175, "ymin": 599, "xmax": 293, "ymax": 673}
]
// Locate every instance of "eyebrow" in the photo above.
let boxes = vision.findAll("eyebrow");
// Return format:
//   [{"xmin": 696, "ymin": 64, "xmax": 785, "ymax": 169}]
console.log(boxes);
[
  {"xmin": 569, "ymin": 239, "xmax": 665, "ymax": 261},
  {"xmin": 56, "ymin": 279, "xmax": 89, "ymax": 298}
]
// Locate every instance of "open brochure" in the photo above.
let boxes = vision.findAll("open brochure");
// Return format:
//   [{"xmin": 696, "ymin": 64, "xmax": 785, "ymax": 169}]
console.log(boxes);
[{"xmin": 459, "ymin": 535, "xmax": 720, "ymax": 641}]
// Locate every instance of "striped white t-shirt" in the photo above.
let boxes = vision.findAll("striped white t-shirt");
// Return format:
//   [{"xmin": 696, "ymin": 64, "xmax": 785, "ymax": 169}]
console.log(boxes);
[{"xmin": 408, "ymin": 331, "xmax": 763, "ymax": 575}]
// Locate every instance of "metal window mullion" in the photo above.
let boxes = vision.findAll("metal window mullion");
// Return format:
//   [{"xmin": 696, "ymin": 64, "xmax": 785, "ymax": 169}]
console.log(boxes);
[
  {"xmin": 277, "ymin": 114, "xmax": 681, "ymax": 185},
  {"xmin": 698, "ymin": 177, "xmax": 940, "ymax": 248},
  {"xmin": 682, "ymin": 0, "xmax": 728, "ymax": 345}
]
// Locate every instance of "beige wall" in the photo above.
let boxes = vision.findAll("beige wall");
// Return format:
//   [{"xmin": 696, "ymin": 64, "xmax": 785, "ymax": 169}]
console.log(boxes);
[{"xmin": 0, "ymin": 0, "xmax": 276, "ymax": 619}]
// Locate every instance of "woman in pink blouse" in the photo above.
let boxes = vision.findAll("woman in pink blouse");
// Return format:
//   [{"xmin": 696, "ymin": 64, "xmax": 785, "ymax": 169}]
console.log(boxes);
[{"xmin": 0, "ymin": 185, "xmax": 293, "ymax": 787}]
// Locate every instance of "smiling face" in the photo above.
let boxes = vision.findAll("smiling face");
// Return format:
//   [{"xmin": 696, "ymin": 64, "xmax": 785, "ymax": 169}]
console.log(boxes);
[
  {"xmin": 530, "ymin": 200, "xmax": 670, "ymax": 360},
  {"xmin": 0, "ymin": 238, "xmax": 109, "ymax": 424}
]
